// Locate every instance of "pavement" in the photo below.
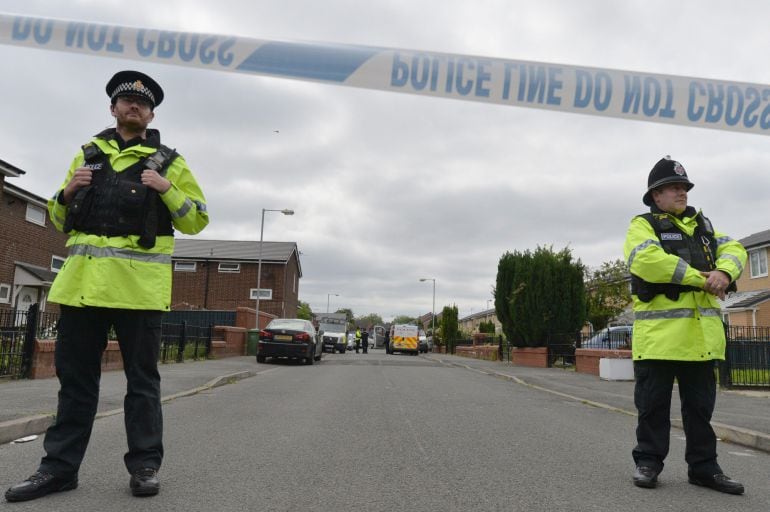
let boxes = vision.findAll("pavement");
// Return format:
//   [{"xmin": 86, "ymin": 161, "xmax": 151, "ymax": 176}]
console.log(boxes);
[{"xmin": 1, "ymin": 351, "xmax": 769, "ymax": 454}]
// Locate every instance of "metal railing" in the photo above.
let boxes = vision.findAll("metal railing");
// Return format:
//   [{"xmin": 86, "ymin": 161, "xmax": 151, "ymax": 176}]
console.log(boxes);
[
  {"xmin": 1, "ymin": 305, "xmax": 216, "ymax": 379},
  {"xmin": 721, "ymin": 326, "xmax": 770, "ymax": 388}
]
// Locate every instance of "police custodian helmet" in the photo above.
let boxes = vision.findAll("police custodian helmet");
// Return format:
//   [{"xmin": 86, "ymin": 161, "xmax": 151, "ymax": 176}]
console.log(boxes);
[
  {"xmin": 642, "ymin": 156, "xmax": 694, "ymax": 206},
  {"xmin": 106, "ymin": 70, "xmax": 164, "ymax": 109}
]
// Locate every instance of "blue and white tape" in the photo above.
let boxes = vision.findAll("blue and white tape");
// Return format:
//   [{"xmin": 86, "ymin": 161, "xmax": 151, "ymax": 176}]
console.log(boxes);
[{"xmin": 2, "ymin": 13, "xmax": 770, "ymax": 136}]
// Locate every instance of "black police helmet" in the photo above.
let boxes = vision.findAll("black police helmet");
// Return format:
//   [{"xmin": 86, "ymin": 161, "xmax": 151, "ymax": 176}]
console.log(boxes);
[
  {"xmin": 642, "ymin": 157, "xmax": 694, "ymax": 206},
  {"xmin": 106, "ymin": 70, "xmax": 164, "ymax": 109}
]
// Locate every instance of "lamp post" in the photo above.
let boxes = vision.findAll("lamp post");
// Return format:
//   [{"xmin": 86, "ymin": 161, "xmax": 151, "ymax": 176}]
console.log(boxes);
[
  {"xmin": 326, "ymin": 293, "xmax": 339, "ymax": 313},
  {"xmin": 419, "ymin": 278, "xmax": 436, "ymax": 338},
  {"xmin": 256, "ymin": 208, "xmax": 294, "ymax": 329}
]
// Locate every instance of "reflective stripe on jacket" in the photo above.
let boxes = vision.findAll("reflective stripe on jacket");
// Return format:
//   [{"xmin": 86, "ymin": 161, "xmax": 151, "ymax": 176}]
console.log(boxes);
[
  {"xmin": 623, "ymin": 210, "xmax": 746, "ymax": 361},
  {"xmin": 47, "ymin": 133, "xmax": 209, "ymax": 310}
]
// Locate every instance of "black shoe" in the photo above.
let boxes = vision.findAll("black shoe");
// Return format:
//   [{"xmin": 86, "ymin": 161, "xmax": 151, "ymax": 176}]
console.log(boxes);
[
  {"xmin": 688, "ymin": 472, "xmax": 744, "ymax": 495},
  {"xmin": 633, "ymin": 466, "xmax": 659, "ymax": 488},
  {"xmin": 4, "ymin": 471, "xmax": 78, "ymax": 502},
  {"xmin": 129, "ymin": 468, "xmax": 160, "ymax": 497}
]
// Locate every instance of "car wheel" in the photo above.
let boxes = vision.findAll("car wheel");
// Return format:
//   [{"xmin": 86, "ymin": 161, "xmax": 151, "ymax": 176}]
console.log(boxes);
[{"xmin": 256, "ymin": 354, "xmax": 266, "ymax": 363}]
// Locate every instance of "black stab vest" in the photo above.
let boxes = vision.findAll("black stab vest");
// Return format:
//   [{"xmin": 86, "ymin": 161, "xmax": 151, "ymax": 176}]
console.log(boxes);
[
  {"xmin": 63, "ymin": 142, "xmax": 177, "ymax": 248},
  {"xmin": 630, "ymin": 212, "xmax": 718, "ymax": 302}
]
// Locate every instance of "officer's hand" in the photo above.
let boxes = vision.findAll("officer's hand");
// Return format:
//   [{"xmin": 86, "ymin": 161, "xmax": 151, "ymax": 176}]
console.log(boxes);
[
  {"xmin": 141, "ymin": 169, "xmax": 171, "ymax": 193},
  {"xmin": 701, "ymin": 270, "xmax": 730, "ymax": 300},
  {"xmin": 62, "ymin": 167, "xmax": 93, "ymax": 204}
]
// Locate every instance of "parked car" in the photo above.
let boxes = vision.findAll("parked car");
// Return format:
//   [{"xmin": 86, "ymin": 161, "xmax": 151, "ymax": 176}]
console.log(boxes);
[
  {"xmin": 418, "ymin": 332, "xmax": 428, "ymax": 353},
  {"xmin": 581, "ymin": 325, "xmax": 633, "ymax": 349},
  {"xmin": 256, "ymin": 318, "xmax": 322, "ymax": 365}
]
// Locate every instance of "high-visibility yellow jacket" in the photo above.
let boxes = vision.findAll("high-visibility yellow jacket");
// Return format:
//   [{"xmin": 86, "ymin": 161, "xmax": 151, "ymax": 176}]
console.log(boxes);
[
  {"xmin": 624, "ymin": 208, "xmax": 746, "ymax": 361},
  {"xmin": 47, "ymin": 131, "xmax": 209, "ymax": 311}
]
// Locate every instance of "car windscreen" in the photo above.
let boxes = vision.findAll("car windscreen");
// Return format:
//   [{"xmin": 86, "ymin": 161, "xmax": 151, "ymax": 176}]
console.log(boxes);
[{"xmin": 268, "ymin": 320, "xmax": 309, "ymax": 331}]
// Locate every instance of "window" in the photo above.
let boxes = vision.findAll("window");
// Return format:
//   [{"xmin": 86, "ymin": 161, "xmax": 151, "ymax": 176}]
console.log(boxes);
[
  {"xmin": 51, "ymin": 255, "xmax": 66, "ymax": 273},
  {"xmin": 249, "ymin": 288, "xmax": 273, "ymax": 300},
  {"xmin": 174, "ymin": 261, "xmax": 197, "ymax": 272},
  {"xmin": 26, "ymin": 204, "xmax": 46, "ymax": 226},
  {"xmin": 0, "ymin": 284, "xmax": 10, "ymax": 303},
  {"xmin": 749, "ymin": 249, "xmax": 768, "ymax": 278},
  {"xmin": 218, "ymin": 263, "xmax": 240, "ymax": 273}
]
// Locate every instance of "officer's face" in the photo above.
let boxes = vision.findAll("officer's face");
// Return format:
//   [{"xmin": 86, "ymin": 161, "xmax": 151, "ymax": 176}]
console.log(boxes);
[
  {"xmin": 652, "ymin": 183, "xmax": 688, "ymax": 214},
  {"xmin": 110, "ymin": 96, "xmax": 155, "ymax": 131}
]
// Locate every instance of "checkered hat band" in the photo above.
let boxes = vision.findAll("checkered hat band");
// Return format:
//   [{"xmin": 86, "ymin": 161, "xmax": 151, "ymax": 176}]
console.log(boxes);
[{"xmin": 111, "ymin": 81, "xmax": 155, "ymax": 103}]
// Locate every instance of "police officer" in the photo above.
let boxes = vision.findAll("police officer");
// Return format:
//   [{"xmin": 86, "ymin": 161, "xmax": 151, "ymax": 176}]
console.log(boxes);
[
  {"xmin": 355, "ymin": 327, "xmax": 362, "ymax": 353},
  {"xmin": 624, "ymin": 157, "xmax": 745, "ymax": 494},
  {"xmin": 5, "ymin": 71, "xmax": 209, "ymax": 503},
  {"xmin": 361, "ymin": 329, "xmax": 370, "ymax": 354}
]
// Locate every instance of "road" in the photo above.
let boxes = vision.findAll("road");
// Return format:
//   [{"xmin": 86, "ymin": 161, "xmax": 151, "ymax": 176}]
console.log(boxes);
[{"xmin": 1, "ymin": 350, "xmax": 768, "ymax": 511}]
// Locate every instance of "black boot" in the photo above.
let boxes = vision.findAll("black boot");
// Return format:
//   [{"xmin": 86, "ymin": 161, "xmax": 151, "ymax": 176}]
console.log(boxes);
[
  {"xmin": 5, "ymin": 471, "xmax": 78, "ymax": 502},
  {"xmin": 130, "ymin": 468, "xmax": 160, "ymax": 497}
]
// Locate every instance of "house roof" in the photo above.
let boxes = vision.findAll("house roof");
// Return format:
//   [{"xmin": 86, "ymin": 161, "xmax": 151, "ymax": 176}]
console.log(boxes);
[
  {"xmin": 739, "ymin": 229, "xmax": 770, "ymax": 250},
  {"xmin": 173, "ymin": 239, "xmax": 302, "ymax": 277},
  {"xmin": 3, "ymin": 182, "xmax": 48, "ymax": 208},
  {"xmin": 459, "ymin": 308, "xmax": 496, "ymax": 322},
  {"xmin": 719, "ymin": 289, "xmax": 770, "ymax": 310},
  {"xmin": 0, "ymin": 158, "xmax": 25, "ymax": 178},
  {"xmin": 15, "ymin": 261, "xmax": 57, "ymax": 284}
]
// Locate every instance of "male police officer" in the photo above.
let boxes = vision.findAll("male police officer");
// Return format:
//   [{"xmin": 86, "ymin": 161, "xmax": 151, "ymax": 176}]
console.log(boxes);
[
  {"xmin": 624, "ymin": 157, "xmax": 745, "ymax": 494},
  {"xmin": 5, "ymin": 71, "xmax": 208, "ymax": 502}
]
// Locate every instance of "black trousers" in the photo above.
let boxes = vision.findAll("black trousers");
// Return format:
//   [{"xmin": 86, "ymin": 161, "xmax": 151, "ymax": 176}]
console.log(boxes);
[
  {"xmin": 632, "ymin": 360, "xmax": 721, "ymax": 476},
  {"xmin": 39, "ymin": 306, "xmax": 164, "ymax": 478}
]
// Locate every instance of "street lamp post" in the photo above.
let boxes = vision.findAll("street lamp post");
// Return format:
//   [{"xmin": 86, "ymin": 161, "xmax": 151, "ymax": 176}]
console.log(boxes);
[
  {"xmin": 256, "ymin": 208, "xmax": 294, "ymax": 329},
  {"xmin": 326, "ymin": 293, "xmax": 339, "ymax": 313},
  {"xmin": 419, "ymin": 278, "xmax": 436, "ymax": 339}
]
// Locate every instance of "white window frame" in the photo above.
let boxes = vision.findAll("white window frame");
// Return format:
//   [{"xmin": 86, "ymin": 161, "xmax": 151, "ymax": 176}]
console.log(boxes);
[
  {"xmin": 249, "ymin": 288, "xmax": 273, "ymax": 300},
  {"xmin": 749, "ymin": 249, "xmax": 768, "ymax": 279},
  {"xmin": 25, "ymin": 203, "xmax": 46, "ymax": 226},
  {"xmin": 174, "ymin": 261, "xmax": 197, "ymax": 272},
  {"xmin": 51, "ymin": 255, "xmax": 66, "ymax": 273},
  {"xmin": 218, "ymin": 262, "xmax": 241, "ymax": 273},
  {"xmin": 0, "ymin": 283, "xmax": 10, "ymax": 303}
]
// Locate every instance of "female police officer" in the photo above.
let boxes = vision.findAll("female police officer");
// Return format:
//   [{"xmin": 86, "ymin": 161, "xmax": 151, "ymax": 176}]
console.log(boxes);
[{"xmin": 625, "ymin": 157, "xmax": 745, "ymax": 494}]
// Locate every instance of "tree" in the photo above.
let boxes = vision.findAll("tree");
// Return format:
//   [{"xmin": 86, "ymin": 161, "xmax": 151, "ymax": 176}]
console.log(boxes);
[
  {"xmin": 439, "ymin": 305, "xmax": 459, "ymax": 352},
  {"xmin": 392, "ymin": 315, "xmax": 418, "ymax": 325},
  {"xmin": 356, "ymin": 313, "xmax": 384, "ymax": 328},
  {"xmin": 494, "ymin": 246, "xmax": 586, "ymax": 347},
  {"xmin": 296, "ymin": 301, "xmax": 313, "ymax": 321},
  {"xmin": 584, "ymin": 259, "xmax": 631, "ymax": 331},
  {"xmin": 478, "ymin": 320, "xmax": 496, "ymax": 334}
]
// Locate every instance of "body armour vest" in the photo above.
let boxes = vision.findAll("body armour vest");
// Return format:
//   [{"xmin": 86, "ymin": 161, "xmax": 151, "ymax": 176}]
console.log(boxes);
[
  {"xmin": 63, "ymin": 142, "xmax": 177, "ymax": 249},
  {"xmin": 630, "ymin": 211, "xmax": 719, "ymax": 302}
]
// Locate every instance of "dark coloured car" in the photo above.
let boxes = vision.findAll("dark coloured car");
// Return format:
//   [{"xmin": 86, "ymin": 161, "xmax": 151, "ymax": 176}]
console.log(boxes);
[
  {"xmin": 581, "ymin": 325, "xmax": 633, "ymax": 349},
  {"xmin": 256, "ymin": 318, "xmax": 322, "ymax": 365}
]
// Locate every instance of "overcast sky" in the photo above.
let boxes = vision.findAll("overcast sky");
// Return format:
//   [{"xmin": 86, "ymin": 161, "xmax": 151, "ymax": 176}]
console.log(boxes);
[{"xmin": 2, "ymin": 1, "xmax": 769, "ymax": 321}]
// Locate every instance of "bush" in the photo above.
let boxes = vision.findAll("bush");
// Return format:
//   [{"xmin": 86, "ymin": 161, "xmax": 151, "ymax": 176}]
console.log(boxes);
[{"xmin": 494, "ymin": 246, "xmax": 586, "ymax": 347}]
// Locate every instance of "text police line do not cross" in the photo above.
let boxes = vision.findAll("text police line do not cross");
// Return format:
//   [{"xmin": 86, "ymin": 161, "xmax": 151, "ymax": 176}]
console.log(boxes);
[{"xmin": 3, "ymin": 12, "xmax": 770, "ymax": 136}]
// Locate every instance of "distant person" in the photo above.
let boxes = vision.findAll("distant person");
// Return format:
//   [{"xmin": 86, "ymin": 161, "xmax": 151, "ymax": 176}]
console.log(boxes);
[
  {"xmin": 355, "ymin": 328, "xmax": 361, "ymax": 353},
  {"xmin": 361, "ymin": 329, "xmax": 369, "ymax": 354},
  {"xmin": 5, "ymin": 70, "xmax": 209, "ymax": 503},
  {"xmin": 624, "ymin": 156, "xmax": 745, "ymax": 494},
  {"xmin": 384, "ymin": 328, "xmax": 391, "ymax": 354}
]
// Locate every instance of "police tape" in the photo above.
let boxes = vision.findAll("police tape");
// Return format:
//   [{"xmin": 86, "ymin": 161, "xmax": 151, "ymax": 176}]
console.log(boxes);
[{"xmin": 3, "ymin": 12, "xmax": 770, "ymax": 136}]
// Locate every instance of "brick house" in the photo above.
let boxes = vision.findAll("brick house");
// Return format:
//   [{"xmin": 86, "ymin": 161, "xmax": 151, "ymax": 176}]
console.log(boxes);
[
  {"xmin": 170, "ymin": 239, "xmax": 302, "ymax": 318},
  {"xmin": 720, "ymin": 229, "xmax": 770, "ymax": 327},
  {"xmin": 0, "ymin": 159, "xmax": 68, "ymax": 315}
]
